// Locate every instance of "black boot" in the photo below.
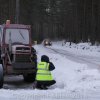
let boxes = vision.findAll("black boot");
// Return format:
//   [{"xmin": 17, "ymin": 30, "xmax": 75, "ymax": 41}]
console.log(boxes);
[{"xmin": 42, "ymin": 85, "xmax": 48, "ymax": 90}]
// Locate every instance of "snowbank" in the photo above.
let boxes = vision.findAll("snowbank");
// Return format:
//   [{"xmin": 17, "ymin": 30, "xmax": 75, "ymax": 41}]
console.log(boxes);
[{"xmin": 51, "ymin": 41, "xmax": 100, "ymax": 57}]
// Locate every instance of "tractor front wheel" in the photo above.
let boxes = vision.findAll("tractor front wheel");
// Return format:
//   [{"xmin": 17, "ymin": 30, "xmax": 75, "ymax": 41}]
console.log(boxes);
[{"xmin": 23, "ymin": 73, "xmax": 36, "ymax": 82}]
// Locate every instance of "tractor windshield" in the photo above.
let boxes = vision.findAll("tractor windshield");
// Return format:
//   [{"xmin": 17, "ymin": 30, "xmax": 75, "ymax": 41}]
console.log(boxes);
[{"xmin": 5, "ymin": 29, "xmax": 29, "ymax": 44}]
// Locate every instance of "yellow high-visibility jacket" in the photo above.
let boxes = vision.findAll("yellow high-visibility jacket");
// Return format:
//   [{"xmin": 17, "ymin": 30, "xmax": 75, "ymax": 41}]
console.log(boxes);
[{"xmin": 36, "ymin": 62, "xmax": 53, "ymax": 81}]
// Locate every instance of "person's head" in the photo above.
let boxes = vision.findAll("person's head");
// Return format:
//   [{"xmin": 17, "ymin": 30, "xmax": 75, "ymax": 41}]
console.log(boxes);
[{"xmin": 41, "ymin": 55, "xmax": 49, "ymax": 63}]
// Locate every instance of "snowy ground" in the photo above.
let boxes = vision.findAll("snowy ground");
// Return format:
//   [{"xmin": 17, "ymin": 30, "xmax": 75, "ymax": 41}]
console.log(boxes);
[{"xmin": 1, "ymin": 41, "xmax": 100, "ymax": 100}]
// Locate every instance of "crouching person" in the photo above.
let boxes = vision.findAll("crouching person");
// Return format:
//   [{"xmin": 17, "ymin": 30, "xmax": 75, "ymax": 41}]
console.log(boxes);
[{"xmin": 35, "ymin": 55, "xmax": 56, "ymax": 89}]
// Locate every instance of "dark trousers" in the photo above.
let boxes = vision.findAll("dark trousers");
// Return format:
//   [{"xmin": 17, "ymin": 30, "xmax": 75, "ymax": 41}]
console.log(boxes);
[{"xmin": 36, "ymin": 80, "xmax": 56, "ymax": 89}]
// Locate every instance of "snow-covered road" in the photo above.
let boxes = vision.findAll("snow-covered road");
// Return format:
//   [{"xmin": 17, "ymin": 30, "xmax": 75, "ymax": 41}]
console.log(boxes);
[
  {"xmin": 46, "ymin": 47, "xmax": 100, "ymax": 69},
  {"xmin": 3, "ymin": 75, "xmax": 33, "ymax": 89},
  {"xmin": 1, "ymin": 42, "xmax": 100, "ymax": 100}
]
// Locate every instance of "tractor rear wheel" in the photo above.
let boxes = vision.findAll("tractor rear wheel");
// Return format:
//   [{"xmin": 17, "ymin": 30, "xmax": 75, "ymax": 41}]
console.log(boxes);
[{"xmin": 0, "ymin": 65, "xmax": 3, "ymax": 88}]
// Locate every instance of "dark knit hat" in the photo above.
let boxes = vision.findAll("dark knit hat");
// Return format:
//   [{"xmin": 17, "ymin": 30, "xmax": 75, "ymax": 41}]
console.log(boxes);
[{"xmin": 41, "ymin": 55, "xmax": 49, "ymax": 62}]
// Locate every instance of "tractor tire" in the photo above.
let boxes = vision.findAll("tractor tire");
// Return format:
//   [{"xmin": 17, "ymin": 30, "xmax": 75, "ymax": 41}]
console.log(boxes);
[
  {"xmin": 23, "ymin": 73, "xmax": 36, "ymax": 82},
  {"xmin": 0, "ymin": 49, "xmax": 2, "ymax": 64},
  {"xmin": 0, "ymin": 65, "xmax": 3, "ymax": 88}
]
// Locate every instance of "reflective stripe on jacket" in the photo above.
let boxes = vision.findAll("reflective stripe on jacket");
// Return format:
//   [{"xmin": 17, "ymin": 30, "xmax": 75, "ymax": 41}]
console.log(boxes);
[{"xmin": 36, "ymin": 62, "xmax": 53, "ymax": 81}]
